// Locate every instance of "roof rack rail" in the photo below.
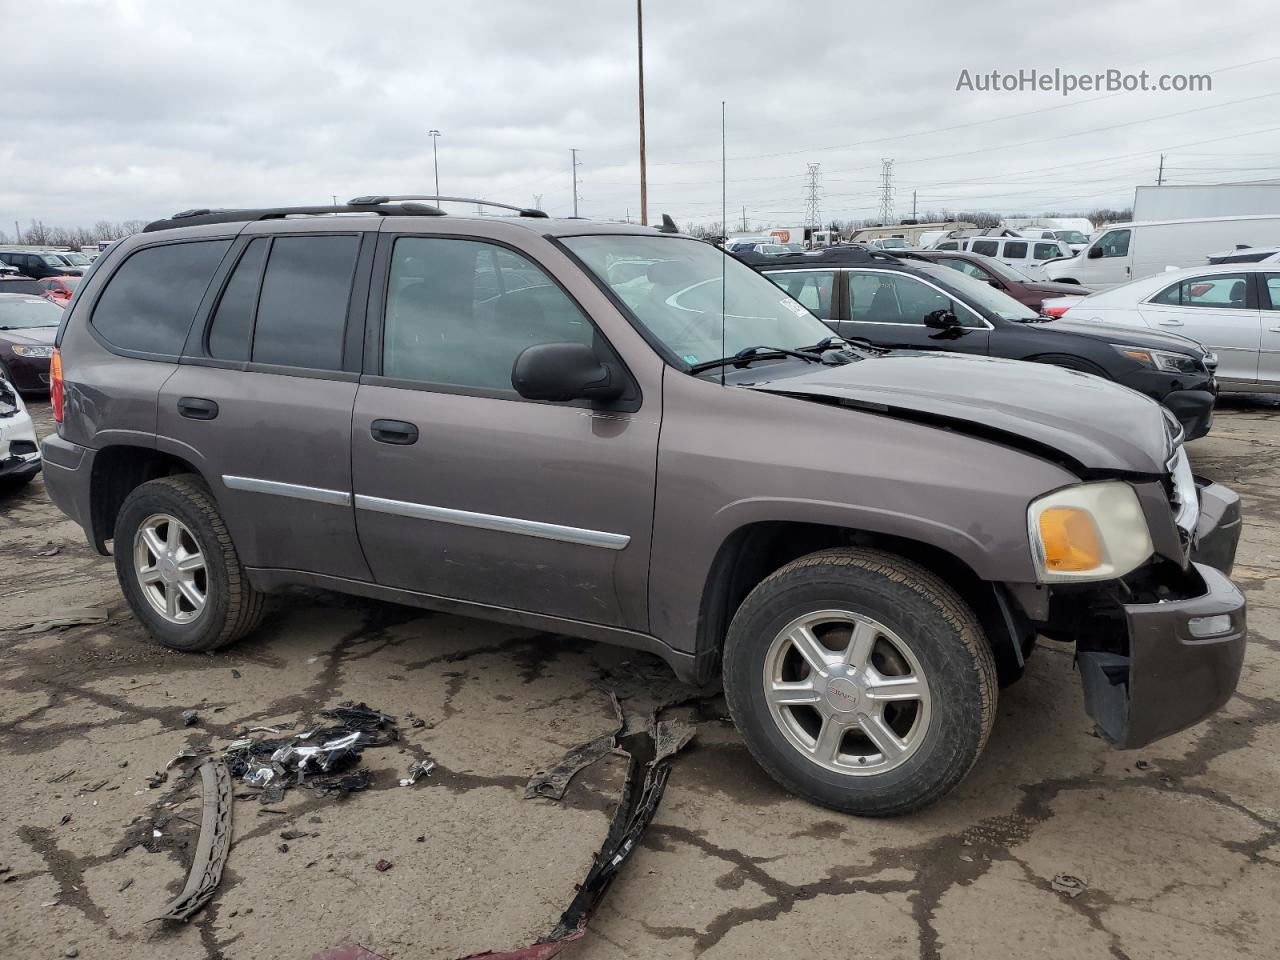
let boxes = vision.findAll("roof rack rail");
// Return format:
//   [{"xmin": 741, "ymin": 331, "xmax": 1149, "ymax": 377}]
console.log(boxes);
[
  {"xmin": 143, "ymin": 201, "xmax": 447, "ymax": 233},
  {"xmin": 349, "ymin": 195, "xmax": 549, "ymax": 218}
]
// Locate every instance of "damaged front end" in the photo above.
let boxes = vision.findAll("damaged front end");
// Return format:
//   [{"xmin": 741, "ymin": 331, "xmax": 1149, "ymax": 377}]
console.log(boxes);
[{"xmin": 1038, "ymin": 479, "xmax": 1246, "ymax": 749}]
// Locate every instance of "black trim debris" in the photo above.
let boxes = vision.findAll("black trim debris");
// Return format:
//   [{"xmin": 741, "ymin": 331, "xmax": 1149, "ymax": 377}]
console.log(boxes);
[
  {"xmin": 523, "ymin": 692, "xmax": 625, "ymax": 801},
  {"xmin": 151, "ymin": 758, "xmax": 232, "ymax": 922},
  {"xmin": 461, "ymin": 716, "xmax": 695, "ymax": 960}
]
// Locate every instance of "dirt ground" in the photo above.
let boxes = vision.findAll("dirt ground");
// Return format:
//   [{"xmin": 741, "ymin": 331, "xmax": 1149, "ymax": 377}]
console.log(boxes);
[{"xmin": 2, "ymin": 397, "xmax": 1278, "ymax": 960}]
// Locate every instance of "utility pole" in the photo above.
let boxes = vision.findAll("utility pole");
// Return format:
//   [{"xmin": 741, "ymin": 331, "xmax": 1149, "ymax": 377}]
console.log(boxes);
[
  {"xmin": 741, "ymin": 205, "xmax": 747, "ymax": 232},
  {"xmin": 571, "ymin": 148, "xmax": 582, "ymax": 217},
  {"xmin": 332, "ymin": 195, "xmax": 338, "ymax": 207},
  {"xmin": 804, "ymin": 163, "xmax": 822, "ymax": 239},
  {"xmin": 878, "ymin": 158, "xmax": 895, "ymax": 225},
  {"xmin": 636, "ymin": 0, "xmax": 648, "ymax": 226},
  {"xmin": 1157, "ymin": 154, "xmax": 1165, "ymax": 186},
  {"xmin": 912, "ymin": 190, "xmax": 917, "ymax": 220},
  {"xmin": 13, "ymin": 221, "xmax": 19, "ymax": 244},
  {"xmin": 428, "ymin": 129, "xmax": 442, "ymax": 201}
]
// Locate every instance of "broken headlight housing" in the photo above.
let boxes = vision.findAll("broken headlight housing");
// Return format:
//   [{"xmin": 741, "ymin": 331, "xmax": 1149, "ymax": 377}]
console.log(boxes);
[{"xmin": 1028, "ymin": 482, "xmax": 1154, "ymax": 583}]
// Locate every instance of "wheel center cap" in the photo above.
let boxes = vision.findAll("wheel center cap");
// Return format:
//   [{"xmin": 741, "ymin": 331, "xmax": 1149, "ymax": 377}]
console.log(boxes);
[
  {"xmin": 159, "ymin": 555, "xmax": 178, "ymax": 581},
  {"xmin": 825, "ymin": 676, "xmax": 862, "ymax": 714}
]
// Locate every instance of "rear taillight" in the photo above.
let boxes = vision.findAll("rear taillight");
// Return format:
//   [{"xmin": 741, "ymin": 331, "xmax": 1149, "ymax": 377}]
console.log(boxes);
[
  {"xmin": 1041, "ymin": 304, "xmax": 1071, "ymax": 319},
  {"xmin": 50, "ymin": 347, "xmax": 64, "ymax": 423}
]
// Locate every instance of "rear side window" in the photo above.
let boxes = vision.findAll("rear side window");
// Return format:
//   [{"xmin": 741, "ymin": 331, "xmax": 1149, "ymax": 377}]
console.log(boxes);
[
  {"xmin": 970, "ymin": 240, "xmax": 998, "ymax": 256},
  {"xmin": 207, "ymin": 238, "xmax": 270, "ymax": 361},
  {"xmin": 765, "ymin": 270, "xmax": 836, "ymax": 320},
  {"xmin": 91, "ymin": 240, "xmax": 231, "ymax": 355},
  {"xmin": 1151, "ymin": 273, "xmax": 1250, "ymax": 309},
  {"xmin": 251, "ymin": 235, "xmax": 359, "ymax": 370},
  {"xmin": 1003, "ymin": 241, "xmax": 1028, "ymax": 259},
  {"xmin": 1033, "ymin": 242, "xmax": 1060, "ymax": 259},
  {"xmin": 936, "ymin": 241, "xmax": 958, "ymax": 251}
]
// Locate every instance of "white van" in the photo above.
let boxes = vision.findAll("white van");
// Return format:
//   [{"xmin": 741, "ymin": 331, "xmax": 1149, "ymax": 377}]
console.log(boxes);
[
  {"xmin": 930, "ymin": 235, "xmax": 1071, "ymax": 278},
  {"xmin": 1043, "ymin": 214, "xmax": 1280, "ymax": 290}
]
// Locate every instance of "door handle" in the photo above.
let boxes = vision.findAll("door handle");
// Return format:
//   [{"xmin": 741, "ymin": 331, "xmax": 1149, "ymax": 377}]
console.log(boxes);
[
  {"xmin": 1269, "ymin": 326, "xmax": 1280, "ymax": 334},
  {"xmin": 1157, "ymin": 319, "xmax": 1184, "ymax": 327},
  {"xmin": 177, "ymin": 397, "xmax": 219, "ymax": 420},
  {"xmin": 370, "ymin": 419, "xmax": 418, "ymax": 445}
]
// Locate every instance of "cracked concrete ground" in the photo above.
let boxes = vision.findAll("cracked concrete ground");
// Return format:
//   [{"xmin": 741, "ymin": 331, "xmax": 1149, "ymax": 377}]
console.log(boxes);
[{"xmin": 2, "ymin": 397, "xmax": 1278, "ymax": 960}]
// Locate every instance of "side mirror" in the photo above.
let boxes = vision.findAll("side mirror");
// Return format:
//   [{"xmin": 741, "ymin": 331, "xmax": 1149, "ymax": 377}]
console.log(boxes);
[
  {"xmin": 987, "ymin": 279, "xmax": 1003, "ymax": 289},
  {"xmin": 924, "ymin": 308, "xmax": 961, "ymax": 329},
  {"xmin": 1087, "ymin": 246, "xmax": 1104, "ymax": 259},
  {"xmin": 512, "ymin": 342, "xmax": 625, "ymax": 404}
]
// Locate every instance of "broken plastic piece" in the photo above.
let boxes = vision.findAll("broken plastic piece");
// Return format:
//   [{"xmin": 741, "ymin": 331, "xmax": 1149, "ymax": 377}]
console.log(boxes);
[
  {"xmin": 400, "ymin": 759, "xmax": 436, "ymax": 786},
  {"xmin": 152, "ymin": 758, "xmax": 233, "ymax": 922},
  {"xmin": 524, "ymin": 692, "xmax": 625, "ymax": 802},
  {"xmin": 13, "ymin": 608, "xmax": 108, "ymax": 634},
  {"xmin": 181, "ymin": 710, "xmax": 200, "ymax": 727},
  {"xmin": 1051, "ymin": 873, "xmax": 1087, "ymax": 898}
]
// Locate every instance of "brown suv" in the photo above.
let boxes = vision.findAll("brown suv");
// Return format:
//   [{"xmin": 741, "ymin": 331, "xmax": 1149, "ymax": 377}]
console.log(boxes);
[{"xmin": 42, "ymin": 197, "xmax": 1246, "ymax": 816}]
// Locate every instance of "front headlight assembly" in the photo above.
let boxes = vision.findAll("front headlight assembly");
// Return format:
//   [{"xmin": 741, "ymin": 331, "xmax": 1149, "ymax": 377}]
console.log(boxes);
[
  {"xmin": 10, "ymin": 345, "xmax": 54, "ymax": 358},
  {"xmin": 1028, "ymin": 482, "xmax": 1154, "ymax": 582},
  {"xmin": 1111, "ymin": 343, "xmax": 1200, "ymax": 374}
]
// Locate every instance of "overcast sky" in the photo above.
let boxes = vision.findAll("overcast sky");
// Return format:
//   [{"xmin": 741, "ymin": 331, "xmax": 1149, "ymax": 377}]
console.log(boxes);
[{"xmin": 4, "ymin": 0, "xmax": 1278, "ymax": 232}]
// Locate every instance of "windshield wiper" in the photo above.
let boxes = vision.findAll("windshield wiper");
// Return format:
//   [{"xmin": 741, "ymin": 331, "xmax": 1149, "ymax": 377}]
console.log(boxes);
[{"xmin": 689, "ymin": 344, "xmax": 824, "ymax": 374}]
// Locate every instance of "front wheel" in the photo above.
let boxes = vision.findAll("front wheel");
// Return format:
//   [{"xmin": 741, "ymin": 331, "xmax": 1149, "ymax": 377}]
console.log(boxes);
[
  {"xmin": 113, "ymin": 475, "xmax": 265, "ymax": 652},
  {"xmin": 723, "ymin": 547, "xmax": 997, "ymax": 817}
]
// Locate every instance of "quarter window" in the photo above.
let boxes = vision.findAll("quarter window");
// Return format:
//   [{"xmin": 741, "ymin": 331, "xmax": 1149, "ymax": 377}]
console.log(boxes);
[
  {"xmin": 91, "ymin": 240, "xmax": 232, "ymax": 355},
  {"xmin": 1264, "ymin": 273, "xmax": 1280, "ymax": 310},
  {"xmin": 1033, "ymin": 242, "xmax": 1061, "ymax": 260},
  {"xmin": 383, "ymin": 237, "xmax": 595, "ymax": 392},
  {"xmin": 251, "ymin": 235, "xmax": 359, "ymax": 370}
]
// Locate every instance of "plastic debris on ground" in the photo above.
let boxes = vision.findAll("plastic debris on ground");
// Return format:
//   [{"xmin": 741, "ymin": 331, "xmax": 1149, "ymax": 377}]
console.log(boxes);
[
  {"xmin": 12, "ymin": 608, "xmax": 108, "ymax": 634},
  {"xmin": 222, "ymin": 702, "xmax": 399, "ymax": 802},
  {"xmin": 524, "ymin": 692, "xmax": 624, "ymax": 801},
  {"xmin": 400, "ymin": 759, "xmax": 436, "ymax": 786},
  {"xmin": 1051, "ymin": 873, "xmax": 1088, "ymax": 898},
  {"xmin": 151, "ymin": 758, "xmax": 233, "ymax": 922}
]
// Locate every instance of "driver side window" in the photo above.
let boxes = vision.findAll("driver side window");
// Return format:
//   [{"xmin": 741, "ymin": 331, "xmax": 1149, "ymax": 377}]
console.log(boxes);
[
  {"xmin": 848, "ymin": 272, "xmax": 983, "ymax": 328},
  {"xmin": 1096, "ymin": 230, "xmax": 1131, "ymax": 258}
]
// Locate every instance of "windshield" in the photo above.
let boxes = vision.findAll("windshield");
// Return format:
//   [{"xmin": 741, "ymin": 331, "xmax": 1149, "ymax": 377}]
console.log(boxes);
[
  {"xmin": 877, "ymin": 238, "xmax": 909, "ymax": 249},
  {"xmin": 1053, "ymin": 231, "xmax": 1087, "ymax": 245},
  {"xmin": 0, "ymin": 296, "xmax": 64, "ymax": 328},
  {"xmin": 41, "ymin": 255, "xmax": 71, "ymax": 266},
  {"xmin": 562, "ymin": 235, "xmax": 832, "ymax": 366},
  {"xmin": 62, "ymin": 253, "xmax": 91, "ymax": 266},
  {"xmin": 916, "ymin": 264, "xmax": 1039, "ymax": 321}
]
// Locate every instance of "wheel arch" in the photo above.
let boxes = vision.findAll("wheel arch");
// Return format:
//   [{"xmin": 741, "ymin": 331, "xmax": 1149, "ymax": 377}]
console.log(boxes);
[
  {"xmin": 89, "ymin": 444, "xmax": 211, "ymax": 554},
  {"xmin": 693, "ymin": 520, "xmax": 1030, "ymax": 687}
]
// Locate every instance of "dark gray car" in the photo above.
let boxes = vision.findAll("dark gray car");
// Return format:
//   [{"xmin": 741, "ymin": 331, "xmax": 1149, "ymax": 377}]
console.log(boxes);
[{"xmin": 41, "ymin": 199, "xmax": 1246, "ymax": 816}]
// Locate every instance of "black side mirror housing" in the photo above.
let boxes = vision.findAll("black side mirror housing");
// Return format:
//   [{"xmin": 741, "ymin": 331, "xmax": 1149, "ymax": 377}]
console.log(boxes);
[
  {"xmin": 1087, "ymin": 246, "xmax": 1104, "ymax": 259},
  {"xmin": 923, "ymin": 308, "xmax": 961, "ymax": 330},
  {"xmin": 512, "ymin": 342, "xmax": 625, "ymax": 403}
]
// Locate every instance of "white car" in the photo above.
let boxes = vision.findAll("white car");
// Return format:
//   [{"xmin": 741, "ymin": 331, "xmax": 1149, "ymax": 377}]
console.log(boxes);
[
  {"xmin": 1041, "ymin": 263, "xmax": 1280, "ymax": 391},
  {"xmin": 1, "ymin": 376, "xmax": 41, "ymax": 490}
]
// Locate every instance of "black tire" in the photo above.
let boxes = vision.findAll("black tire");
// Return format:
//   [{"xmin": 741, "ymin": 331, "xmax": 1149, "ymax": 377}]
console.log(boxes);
[
  {"xmin": 113, "ymin": 474, "xmax": 265, "ymax": 652},
  {"xmin": 722, "ymin": 547, "xmax": 998, "ymax": 817}
]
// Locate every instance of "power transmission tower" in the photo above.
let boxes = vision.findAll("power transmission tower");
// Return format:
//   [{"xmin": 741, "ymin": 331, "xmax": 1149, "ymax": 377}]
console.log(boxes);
[
  {"xmin": 804, "ymin": 163, "xmax": 822, "ymax": 236},
  {"xmin": 533, "ymin": 194, "xmax": 543, "ymax": 211},
  {"xmin": 878, "ymin": 159, "xmax": 895, "ymax": 225},
  {"xmin": 571, "ymin": 149, "xmax": 582, "ymax": 217}
]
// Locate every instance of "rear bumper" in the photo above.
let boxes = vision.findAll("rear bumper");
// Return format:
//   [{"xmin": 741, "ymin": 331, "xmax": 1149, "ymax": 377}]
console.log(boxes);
[
  {"xmin": 1078, "ymin": 478, "xmax": 1245, "ymax": 749},
  {"xmin": 41, "ymin": 433, "xmax": 97, "ymax": 542}
]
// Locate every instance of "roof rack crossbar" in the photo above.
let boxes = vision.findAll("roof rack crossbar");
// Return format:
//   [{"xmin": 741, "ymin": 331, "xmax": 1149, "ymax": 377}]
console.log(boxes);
[
  {"xmin": 350, "ymin": 195, "xmax": 550, "ymax": 218},
  {"xmin": 143, "ymin": 203, "xmax": 447, "ymax": 233}
]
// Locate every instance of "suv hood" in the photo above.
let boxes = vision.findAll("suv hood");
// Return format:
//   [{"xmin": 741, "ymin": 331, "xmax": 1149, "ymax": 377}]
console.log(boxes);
[
  {"xmin": 749, "ymin": 352, "xmax": 1172, "ymax": 474},
  {"xmin": 1022, "ymin": 279, "xmax": 1092, "ymax": 297},
  {"xmin": 1030, "ymin": 317, "xmax": 1207, "ymax": 355},
  {"xmin": 0, "ymin": 326, "xmax": 57, "ymax": 346}
]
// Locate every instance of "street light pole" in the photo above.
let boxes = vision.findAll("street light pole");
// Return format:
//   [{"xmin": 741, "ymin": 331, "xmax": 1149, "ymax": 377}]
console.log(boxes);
[
  {"xmin": 637, "ymin": 0, "xmax": 648, "ymax": 226},
  {"xmin": 428, "ymin": 130, "xmax": 441, "ymax": 202}
]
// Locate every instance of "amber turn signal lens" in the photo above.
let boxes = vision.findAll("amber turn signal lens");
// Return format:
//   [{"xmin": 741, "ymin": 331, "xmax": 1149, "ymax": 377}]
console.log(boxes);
[
  {"xmin": 50, "ymin": 347, "xmax": 64, "ymax": 423},
  {"xmin": 1038, "ymin": 506, "xmax": 1103, "ymax": 572}
]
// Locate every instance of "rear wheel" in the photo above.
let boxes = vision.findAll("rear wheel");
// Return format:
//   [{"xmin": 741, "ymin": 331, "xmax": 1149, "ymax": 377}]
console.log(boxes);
[
  {"xmin": 113, "ymin": 475, "xmax": 265, "ymax": 652},
  {"xmin": 723, "ymin": 547, "xmax": 997, "ymax": 816}
]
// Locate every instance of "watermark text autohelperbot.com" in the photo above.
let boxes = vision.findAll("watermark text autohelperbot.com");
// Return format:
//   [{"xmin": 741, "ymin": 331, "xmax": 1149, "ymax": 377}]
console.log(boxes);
[{"xmin": 956, "ymin": 68, "xmax": 1211, "ymax": 96}]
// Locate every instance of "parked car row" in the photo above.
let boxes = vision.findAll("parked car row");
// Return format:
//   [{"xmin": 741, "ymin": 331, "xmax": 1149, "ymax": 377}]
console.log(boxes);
[{"xmin": 38, "ymin": 198, "xmax": 1246, "ymax": 819}]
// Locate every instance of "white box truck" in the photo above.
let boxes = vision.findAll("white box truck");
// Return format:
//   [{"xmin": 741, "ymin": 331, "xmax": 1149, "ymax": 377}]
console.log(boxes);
[{"xmin": 1043, "ymin": 214, "xmax": 1280, "ymax": 290}]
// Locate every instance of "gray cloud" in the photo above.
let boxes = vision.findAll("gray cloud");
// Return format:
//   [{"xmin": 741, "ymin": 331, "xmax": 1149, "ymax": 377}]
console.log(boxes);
[{"xmin": 3, "ymin": 0, "xmax": 1277, "ymax": 232}]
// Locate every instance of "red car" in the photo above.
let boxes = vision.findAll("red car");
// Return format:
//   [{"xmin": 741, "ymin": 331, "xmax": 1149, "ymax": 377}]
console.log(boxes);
[
  {"xmin": 39, "ymin": 275, "xmax": 80, "ymax": 307},
  {"xmin": 905, "ymin": 250, "xmax": 1092, "ymax": 313}
]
